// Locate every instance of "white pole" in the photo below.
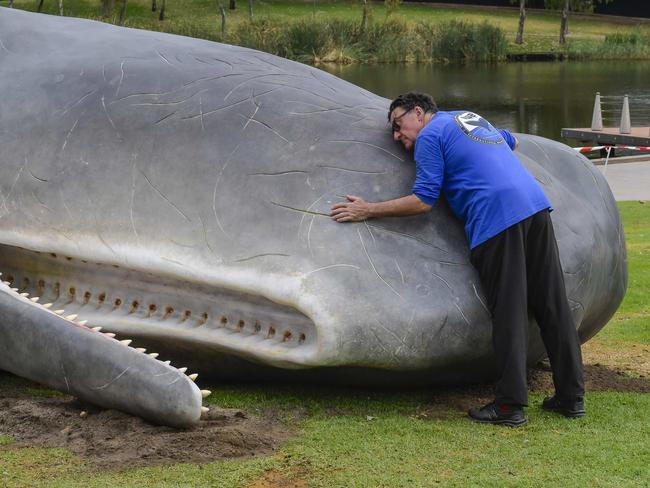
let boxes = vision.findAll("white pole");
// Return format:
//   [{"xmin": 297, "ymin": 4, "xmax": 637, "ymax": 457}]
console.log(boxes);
[
  {"xmin": 591, "ymin": 92, "xmax": 602, "ymax": 131},
  {"xmin": 620, "ymin": 94, "xmax": 631, "ymax": 134}
]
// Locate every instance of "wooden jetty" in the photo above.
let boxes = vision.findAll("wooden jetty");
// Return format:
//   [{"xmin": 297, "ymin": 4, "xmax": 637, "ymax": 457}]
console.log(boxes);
[
  {"xmin": 561, "ymin": 126, "xmax": 650, "ymax": 146},
  {"xmin": 561, "ymin": 92, "xmax": 650, "ymax": 147}
]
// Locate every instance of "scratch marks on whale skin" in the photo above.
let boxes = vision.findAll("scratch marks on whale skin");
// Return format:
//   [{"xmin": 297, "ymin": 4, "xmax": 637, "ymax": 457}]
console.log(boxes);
[
  {"xmin": 303, "ymin": 263, "xmax": 361, "ymax": 277},
  {"xmin": 366, "ymin": 223, "xmax": 450, "ymax": 254},
  {"xmin": 240, "ymin": 115, "xmax": 290, "ymax": 143},
  {"xmin": 241, "ymin": 97, "xmax": 261, "ymax": 130},
  {"xmin": 321, "ymin": 140, "xmax": 404, "ymax": 162},
  {"xmin": 357, "ymin": 227, "xmax": 402, "ymax": 299},
  {"xmin": 181, "ymin": 97, "xmax": 249, "ymax": 121},
  {"xmin": 28, "ymin": 169, "xmax": 48, "ymax": 183},
  {"xmin": 92, "ymin": 367, "xmax": 131, "ymax": 390},
  {"xmin": 249, "ymin": 170, "xmax": 309, "ymax": 177},
  {"xmin": 317, "ymin": 164, "xmax": 387, "ymax": 175},
  {"xmin": 234, "ymin": 253, "xmax": 290, "ymax": 263},
  {"xmin": 130, "ymin": 160, "xmax": 140, "ymax": 242},
  {"xmin": 130, "ymin": 88, "xmax": 209, "ymax": 107},
  {"xmin": 155, "ymin": 112, "xmax": 176, "ymax": 125},
  {"xmin": 157, "ymin": 50, "xmax": 173, "ymax": 66},
  {"xmin": 269, "ymin": 201, "xmax": 329, "ymax": 217},
  {"xmin": 60, "ymin": 89, "xmax": 97, "ymax": 115},
  {"xmin": 472, "ymin": 282, "xmax": 490, "ymax": 315},
  {"xmin": 212, "ymin": 143, "xmax": 241, "ymax": 238},
  {"xmin": 61, "ymin": 118, "xmax": 80, "ymax": 152},
  {"xmin": 101, "ymin": 96, "xmax": 119, "ymax": 137},
  {"xmin": 1, "ymin": 163, "xmax": 25, "ymax": 213},
  {"xmin": 138, "ymin": 169, "xmax": 192, "ymax": 223},
  {"xmin": 0, "ymin": 37, "xmax": 14, "ymax": 55},
  {"xmin": 116, "ymin": 60, "xmax": 126, "ymax": 97}
]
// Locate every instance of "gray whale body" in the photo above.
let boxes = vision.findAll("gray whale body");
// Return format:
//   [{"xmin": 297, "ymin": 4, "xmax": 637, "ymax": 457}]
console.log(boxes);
[{"xmin": 0, "ymin": 8, "xmax": 626, "ymax": 423}]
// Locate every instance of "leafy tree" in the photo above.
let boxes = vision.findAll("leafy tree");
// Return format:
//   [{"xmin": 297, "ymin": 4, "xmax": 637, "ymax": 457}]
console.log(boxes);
[{"xmin": 544, "ymin": 0, "xmax": 613, "ymax": 44}]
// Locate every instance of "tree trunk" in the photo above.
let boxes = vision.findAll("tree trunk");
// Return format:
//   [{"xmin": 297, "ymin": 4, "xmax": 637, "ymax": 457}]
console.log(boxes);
[
  {"xmin": 220, "ymin": 5, "xmax": 226, "ymax": 37},
  {"xmin": 101, "ymin": 0, "xmax": 115, "ymax": 18},
  {"xmin": 9, "ymin": 0, "xmax": 14, "ymax": 8},
  {"xmin": 58, "ymin": 0, "xmax": 63, "ymax": 15},
  {"xmin": 312, "ymin": 0, "xmax": 316, "ymax": 18},
  {"xmin": 119, "ymin": 0, "xmax": 127, "ymax": 25},
  {"xmin": 559, "ymin": 0, "xmax": 569, "ymax": 44},
  {"xmin": 515, "ymin": 0, "xmax": 526, "ymax": 45},
  {"xmin": 361, "ymin": 0, "xmax": 368, "ymax": 34},
  {"xmin": 152, "ymin": 0, "xmax": 157, "ymax": 12},
  {"xmin": 158, "ymin": 0, "xmax": 166, "ymax": 20},
  {"xmin": 37, "ymin": 0, "xmax": 45, "ymax": 12},
  {"xmin": 229, "ymin": 0, "xmax": 235, "ymax": 10},
  {"xmin": 248, "ymin": 0, "xmax": 253, "ymax": 20}
]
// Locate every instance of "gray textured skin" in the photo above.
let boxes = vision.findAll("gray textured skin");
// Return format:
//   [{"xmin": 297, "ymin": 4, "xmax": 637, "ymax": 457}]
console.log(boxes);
[{"xmin": 0, "ymin": 7, "xmax": 626, "ymax": 417}]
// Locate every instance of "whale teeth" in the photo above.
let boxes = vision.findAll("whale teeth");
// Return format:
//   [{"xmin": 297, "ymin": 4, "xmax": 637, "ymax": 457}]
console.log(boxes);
[
  {"xmin": 188, "ymin": 373, "xmax": 198, "ymax": 382},
  {"xmin": 104, "ymin": 333, "xmax": 116, "ymax": 338},
  {"xmin": 77, "ymin": 320, "xmax": 88, "ymax": 326},
  {"xmin": 65, "ymin": 314, "xmax": 78, "ymax": 321},
  {"xmin": 43, "ymin": 303, "xmax": 53, "ymax": 309},
  {"xmin": 178, "ymin": 367, "xmax": 187, "ymax": 373},
  {"xmin": 201, "ymin": 390, "xmax": 211, "ymax": 398},
  {"xmin": 11, "ymin": 288, "xmax": 18, "ymax": 292},
  {"xmin": 120, "ymin": 339, "xmax": 132, "ymax": 346},
  {"xmin": 30, "ymin": 297, "xmax": 40, "ymax": 302},
  {"xmin": 135, "ymin": 348, "xmax": 146, "ymax": 353},
  {"xmin": 54, "ymin": 309, "xmax": 65, "ymax": 315},
  {"xmin": 91, "ymin": 326, "xmax": 102, "ymax": 332},
  {"xmin": 148, "ymin": 353, "xmax": 159, "ymax": 358},
  {"xmin": 201, "ymin": 407, "xmax": 209, "ymax": 413},
  {"xmin": 163, "ymin": 360, "xmax": 171, "ymax": 365},
  {"xmin": 19, "ymin": 292, "xmax": 29, "ymax": 297},
  {"xmin": 2, "ymin": 281, "xmax": 10, "ymax": 285}
]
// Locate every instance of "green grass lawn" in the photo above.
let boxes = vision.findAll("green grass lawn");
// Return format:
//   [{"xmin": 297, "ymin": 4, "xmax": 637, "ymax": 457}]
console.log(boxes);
[
  {"xmin": 1, "ymin": 201, "xmax": 648, "ymax": 487},
  {"xmin": 4, "ymin": 0, "xmax": 650, "ymax": 61}
]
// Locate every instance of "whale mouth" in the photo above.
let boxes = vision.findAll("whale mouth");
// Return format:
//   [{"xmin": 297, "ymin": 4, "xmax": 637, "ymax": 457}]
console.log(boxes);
[{"xmin": 0, "ymin": 243, "xmax": 318, "ymax": 368}]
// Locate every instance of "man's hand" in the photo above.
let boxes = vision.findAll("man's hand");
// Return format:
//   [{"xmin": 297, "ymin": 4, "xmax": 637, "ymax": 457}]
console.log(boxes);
[{"xmin": 330, "ymin": 195, "xmax": 371, "ymax": 222}]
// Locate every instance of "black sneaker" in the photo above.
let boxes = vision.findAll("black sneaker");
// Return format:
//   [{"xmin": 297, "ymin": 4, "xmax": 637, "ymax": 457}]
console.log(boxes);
[
  {"xmin": 542, "ymin": 395, "xmax": 586, "ymax": 418},
  {"xmin": 468, "ymin": 401, "xmax": 528, "ymax": 427}
]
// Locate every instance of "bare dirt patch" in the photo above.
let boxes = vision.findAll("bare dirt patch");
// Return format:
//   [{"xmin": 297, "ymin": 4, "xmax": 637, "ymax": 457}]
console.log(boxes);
[
  {"xmin": 0, "ymin": 379, "xmax": 295, "ymax": 470},
  {"xmin": 2, "ymin": 352, "xmax": 648, "ymax": 470}
]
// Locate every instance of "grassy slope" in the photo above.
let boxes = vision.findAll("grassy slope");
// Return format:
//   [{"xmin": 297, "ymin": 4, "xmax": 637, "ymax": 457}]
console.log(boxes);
[
  {"xmin": 5, "ymin": 0, "xmax": 650, "ymax": 57},
  {"xmin": 1, "ymin": 202, "xmax": 648, "ymax": 487}
]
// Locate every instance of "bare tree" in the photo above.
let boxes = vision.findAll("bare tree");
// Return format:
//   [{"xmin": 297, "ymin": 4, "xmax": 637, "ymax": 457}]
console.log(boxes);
[
  {"xmin": 119, "ymin": 0, "xmax": 127, "ymax": 25},
  {"xmin": 515, "ymin": 0, "xmax": 526, "ymax": 45},
  {"xmin": 152, "ymin": 0, "xmax": 157, "ymax": 12},
  {"xmin": 58, "ymin": 0, "xmax": 63, "ymax": 15},
  {"xmin": 248, "ymin": 0, "xmax": 253, "ymax": 20},
  {"xmin": 159, "ymin": 0, "xmax": 166, "ymax": 20},
  {"xmin": 361, "ymin": 0, "xmax": 368, "ymax": 34},
  {"xmin": 37, "ymin": 0, "xmax": 45, "ymax": 12},
  {"xmin": 101, "ymin": 0, "xmax": 115, "ymax": 18},
  {"xmin": 216, "ymin": 0, "xmax": 226, "ymax": 37},
  {"xmin": 559, "ymin": 0, "xmax": 569, "ymax": 44},
  {"xmin": 9, "ymin": 0, "xmax": 14, "ymax": 8}
]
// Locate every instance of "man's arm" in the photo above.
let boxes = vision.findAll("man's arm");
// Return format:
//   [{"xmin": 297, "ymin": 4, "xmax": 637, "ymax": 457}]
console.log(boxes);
[{"xmin": 330, "ymin": 194, "xmax": 432, "ymax": 223}]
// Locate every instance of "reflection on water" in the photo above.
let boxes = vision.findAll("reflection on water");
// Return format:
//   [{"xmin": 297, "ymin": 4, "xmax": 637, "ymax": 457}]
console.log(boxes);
[{"xmin": 321, "ymin": 61, "xmax": 650, "ymax": 143}]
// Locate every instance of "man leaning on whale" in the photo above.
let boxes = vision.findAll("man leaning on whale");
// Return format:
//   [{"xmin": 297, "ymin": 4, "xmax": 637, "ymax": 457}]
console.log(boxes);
[{"xmin": 330, "ymin": 91, "xmax": 585, "ymax": 427}]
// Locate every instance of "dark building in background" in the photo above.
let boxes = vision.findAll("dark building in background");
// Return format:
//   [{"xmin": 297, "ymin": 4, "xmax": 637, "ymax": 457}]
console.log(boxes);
[{"xmin": 405, "ymin": 1, "xmax": 650, "ymax": 19}]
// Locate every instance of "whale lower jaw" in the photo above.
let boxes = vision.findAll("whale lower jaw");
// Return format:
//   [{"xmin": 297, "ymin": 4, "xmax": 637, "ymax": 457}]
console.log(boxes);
[{"xmin": 0, "ymin": 243, "xmax": 319, "ymax": 369}]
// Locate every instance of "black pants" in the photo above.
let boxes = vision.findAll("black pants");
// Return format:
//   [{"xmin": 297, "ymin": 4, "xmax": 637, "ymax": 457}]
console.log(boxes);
[{"xmin": 470, "ymin": 210, "xmax": 584, "ymax": 407}]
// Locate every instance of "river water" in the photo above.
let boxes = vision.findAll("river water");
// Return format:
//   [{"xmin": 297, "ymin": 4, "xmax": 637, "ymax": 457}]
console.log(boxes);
[{"xmin": 322, "ymin": 61, "xmax": 650, "ymax": 144}]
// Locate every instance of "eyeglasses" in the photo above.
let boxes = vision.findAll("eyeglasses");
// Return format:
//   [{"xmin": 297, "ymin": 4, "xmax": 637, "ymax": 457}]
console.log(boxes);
[{"xmin": 391, "ymin": 108, "xmax": 413, "ymax": 134}]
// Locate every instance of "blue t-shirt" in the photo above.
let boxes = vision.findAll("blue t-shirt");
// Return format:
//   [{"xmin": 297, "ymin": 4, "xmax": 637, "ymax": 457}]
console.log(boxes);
[{"xmin": 412, "ymin": 110, "xmax": 551, "ymax": 249}]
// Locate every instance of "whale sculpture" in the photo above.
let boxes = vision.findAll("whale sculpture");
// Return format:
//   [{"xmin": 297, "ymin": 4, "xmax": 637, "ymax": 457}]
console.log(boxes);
[{"xmin": 0, "ymin": 8, "xmax": 626, "ymax": 427}]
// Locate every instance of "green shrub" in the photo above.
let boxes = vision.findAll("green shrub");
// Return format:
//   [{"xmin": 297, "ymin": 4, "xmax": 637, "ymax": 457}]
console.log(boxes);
[
  {"xmin": 235, "ymin": 18, "xmax": 289, "ymax": 57},
  {"xmin": 286, "ymin": 19, "xmax": 332, "ymax": 62},
  {"xmin": 432, "ymin": 20, "xmax": 507, "ymax": 62}
]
